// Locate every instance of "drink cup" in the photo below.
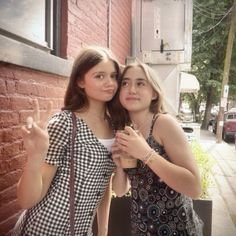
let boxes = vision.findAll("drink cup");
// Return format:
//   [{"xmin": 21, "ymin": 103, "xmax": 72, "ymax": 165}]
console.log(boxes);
[
  {"xmin": 120, "ymin": 154, "xmax": 137, "ymax": 168},
  {"xmin": 117, "ymin": 129, "xmax": 137, "ymax": 169}
]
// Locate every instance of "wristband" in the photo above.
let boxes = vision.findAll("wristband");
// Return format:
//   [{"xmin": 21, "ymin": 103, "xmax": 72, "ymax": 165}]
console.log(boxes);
[{"xmin": 143, "ymin": 149, "xmax": 156, "ymax": 166}]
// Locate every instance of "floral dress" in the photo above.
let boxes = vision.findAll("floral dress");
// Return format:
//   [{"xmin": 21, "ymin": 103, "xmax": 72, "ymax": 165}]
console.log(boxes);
[{"xmin": 125, "ymin": 116, "xmax": 203, "ymax": 236}]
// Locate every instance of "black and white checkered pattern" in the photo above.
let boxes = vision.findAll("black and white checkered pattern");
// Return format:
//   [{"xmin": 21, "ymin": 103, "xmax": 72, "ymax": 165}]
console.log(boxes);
[{"xmin": 13, "ymin": 110, "xmax": 115, "ymax": 236}]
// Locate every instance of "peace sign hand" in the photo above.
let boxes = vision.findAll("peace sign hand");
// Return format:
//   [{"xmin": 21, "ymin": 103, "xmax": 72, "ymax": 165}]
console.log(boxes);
[{"xmin": 21, "ymin": 99, "xmax": 53, "ymax": 164}]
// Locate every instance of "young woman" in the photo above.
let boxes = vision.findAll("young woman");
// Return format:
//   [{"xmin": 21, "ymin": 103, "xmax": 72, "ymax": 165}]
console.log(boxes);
[
  {"xmin": 13, "ymin": 46, "xmax": 120, "ymax": 236},
  {"xmin": 112, "ymin": 62, "xmax": 203, "ymax": 236}
]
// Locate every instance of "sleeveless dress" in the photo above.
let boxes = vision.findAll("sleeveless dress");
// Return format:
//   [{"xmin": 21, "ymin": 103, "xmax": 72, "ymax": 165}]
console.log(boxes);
[
  {"xmin": 13, "ymin": 110, "xmax": 115, "ymax": 236},
  {"xmin": 125, "ymin": 115, "xmax": 203, "ymax": 236}
]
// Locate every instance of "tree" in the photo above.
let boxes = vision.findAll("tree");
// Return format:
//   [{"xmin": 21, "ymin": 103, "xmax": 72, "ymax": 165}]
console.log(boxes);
[{"xmin": 190, "ymin": 0, "xmax": 236, "ymax": 129}]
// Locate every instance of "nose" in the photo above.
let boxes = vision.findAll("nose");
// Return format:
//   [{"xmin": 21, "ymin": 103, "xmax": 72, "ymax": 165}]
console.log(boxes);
[{"xmin": 128, "ymin": 83, "xmax": 136, "ymax": 94}]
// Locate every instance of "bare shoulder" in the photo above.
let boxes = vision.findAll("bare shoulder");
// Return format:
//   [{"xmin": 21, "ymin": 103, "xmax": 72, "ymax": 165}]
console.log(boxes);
[
  {"xmin": 155, "ymin": 113, "xmax": 180, "ymax": 129},
  {"xmin": 153, "ymin": 114, "xmax": 185, "ymax": 145}
]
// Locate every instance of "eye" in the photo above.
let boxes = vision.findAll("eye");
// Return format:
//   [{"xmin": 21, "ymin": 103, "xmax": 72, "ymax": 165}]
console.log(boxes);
[
  {"xmin": 111, "ymin": 73, "xmax": 118, "ymax": 80},
  {"xmin": 121, "ymin": 80, "xmax": 129, "ymax": 87},
  {"xmin": 136, "ymin": 81, "xmax": 146, "ymax": 87},
  {"xmin": 95, "ymin": 73, "xmax": 105, "ymax": 79}
]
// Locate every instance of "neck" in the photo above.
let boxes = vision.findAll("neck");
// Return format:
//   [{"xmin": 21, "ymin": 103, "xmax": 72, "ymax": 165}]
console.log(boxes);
[
  {"xmin": 129, "ymin": 111, "xmax": 153, "ymax": 130},
  {"xmin": 78, "ymin": 102, "xmax": 107, "ymax": 120}
]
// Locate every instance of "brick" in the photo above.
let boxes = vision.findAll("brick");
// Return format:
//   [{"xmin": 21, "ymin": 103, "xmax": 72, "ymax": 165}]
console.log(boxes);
[
  {"xmin": 1, "ymin": 141, "xmax": 23, "ymax": 159},
  {"xmin": 0, "ymin": 127, "xmax": 22, "ymax": 143},
  {"xmin": 0, "ymin": 185, "xmax": 18, "ymax": 207},
  {"xmin": 6, "ymin": 80, "xmax": 16, "ymax": 94},
  {"xmin": 15, "ymin": 81, "xmax": 38, "ymax": 96},
  {"xmin": 0, "ymin": 112, "xmax": 19, "ymax": 128},
  {"xmin": 0, "ymin": 212, "xmax": 23, "ymax": 236},
  {"xmin": 0, "ymin": 96, "xmax": 11, "ymax": 110},
  {"xmin": 10, "ymin": 97, "xmax": 33, "ymax": 111},
  {"xmin": 0, "ymin": 79, "xmax": 7, "ymax": 95},
  {"xmin": 0, "ymin": 64, "xmax": 14, "ymax": 79},
  {"xmin": 0, "ymin": 199, "xmax": 21, "ymax": 222},
  {"xmin": 0, "ymin": 156, "xmax": 25, "ymax": 176}
]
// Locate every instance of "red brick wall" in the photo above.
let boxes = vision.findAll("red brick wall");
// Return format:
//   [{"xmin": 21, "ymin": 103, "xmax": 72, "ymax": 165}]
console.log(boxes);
[
  {"xmin": 66, "ymin": 0, "xmax": 131, "ymax": 63},
  {"xmin": 0, "ymin": 63, "xmax": 67, "ymax": 235},
  {"xmin": 111, "ymin": 0, "xmax": 132, "ymax": 64},
  {"xmin": 0, "ymin": 0, "xmax": 132, "ymax": 235}
]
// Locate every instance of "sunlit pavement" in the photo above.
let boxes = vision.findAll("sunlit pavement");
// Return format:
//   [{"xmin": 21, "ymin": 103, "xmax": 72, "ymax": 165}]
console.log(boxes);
[{"xmin": 199, "ymin": 130, "xmax": 236, "ymax": 236}]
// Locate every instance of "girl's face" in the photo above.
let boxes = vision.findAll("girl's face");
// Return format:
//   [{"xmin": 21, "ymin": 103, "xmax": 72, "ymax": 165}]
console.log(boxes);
[
  {"xmin": 77, "ymin": 59, "xmax": 118, "ymax": 103},
  {"xmin": 119, "ymin": 66, "xmax": 157, "ymax": 113}
]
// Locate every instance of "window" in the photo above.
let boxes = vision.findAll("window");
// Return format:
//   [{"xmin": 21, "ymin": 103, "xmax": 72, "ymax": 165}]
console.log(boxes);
[
  {"xmin": 0, "ymin": 0, "xmax": 57, "ymax": 53},
  {"xmin": 0, "ymin": 0, "xmax": 71, "ymax": 77}
]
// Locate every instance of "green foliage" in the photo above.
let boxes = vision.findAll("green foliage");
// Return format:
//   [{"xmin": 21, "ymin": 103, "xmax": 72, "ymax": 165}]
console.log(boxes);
[
  {"xmin": 190, "ymin": 141, "xmax": 215, "ymax": 199},
  {"xmin": 188, "ymin": 0, "xmax": 236, "ymax": 123}
]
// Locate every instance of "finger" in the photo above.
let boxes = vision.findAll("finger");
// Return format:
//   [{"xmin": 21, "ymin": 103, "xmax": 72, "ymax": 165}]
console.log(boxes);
[
  {"xmin": 32, "ymin": 99, "xmax": 40, "ymax": 123},
  {"xmin": 112, "ymin": 148, "xmax": 122, "ymax": 156},
  {"xmin": 124, "ymin": 126, "xmax": 137, "ymax": 135},
  {"xmin": 115, "ymin": 142, "xmax": 128, "ymax": 152},
  {"xmin": 40, "ymin": 101, "xmax": 53, "ymax": 129},
  {"xmin": 21, "ymin": 126, "xmax": 31, "ymax": 136},
  {"xmin": 116, "ymin": 131, "xmax": 129, "ymax": 141},
  {"xmin": 111, "ymin": 143, "xmax": 120, "ymax": 151},
  {"xmin": 112, "ymin": 153, "xmax": 121, "ymax": 160},
  {"xmin": 30, "ymin": 122, "xmax": 47, "ymax": 137},
  {"xmin": 46, "ymin": 101, "xmax": 53, "ymax": 117},
  {"xmin": 26, "ymin": 116, "xmax": 33, "ymax": 129}
]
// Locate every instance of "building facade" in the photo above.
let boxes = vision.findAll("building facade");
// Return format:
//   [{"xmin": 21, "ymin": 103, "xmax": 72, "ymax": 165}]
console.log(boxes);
[{"xmin": 0, "ymin": 1, "xmax": 132, "ymax": 235}]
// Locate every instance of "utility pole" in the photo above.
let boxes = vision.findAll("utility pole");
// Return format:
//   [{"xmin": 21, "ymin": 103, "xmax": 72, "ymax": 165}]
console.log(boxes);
[{"xmin": 216, "ymin": 0, "xmax": 236, "ymax": 143}]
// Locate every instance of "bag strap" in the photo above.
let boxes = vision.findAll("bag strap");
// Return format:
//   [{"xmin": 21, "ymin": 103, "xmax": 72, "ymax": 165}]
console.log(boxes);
[{"xmin": 70, "ymin": 112, "xmax": 77, "ymax": 236}]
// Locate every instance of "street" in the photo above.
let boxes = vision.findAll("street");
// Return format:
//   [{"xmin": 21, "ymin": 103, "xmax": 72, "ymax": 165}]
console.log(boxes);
[{"xmin": 199, "ymin": 130, "xmax": 236, "ymax": 236}]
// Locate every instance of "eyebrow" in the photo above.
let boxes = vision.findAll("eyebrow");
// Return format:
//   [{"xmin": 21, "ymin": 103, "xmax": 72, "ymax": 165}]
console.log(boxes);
[
  {"xmin": 92, "ymin": 71, "xmax": 117, "ymax": 76},
  {"xmin": 122, "ymin": 77, "xmax": 147, "ymax": 81}
]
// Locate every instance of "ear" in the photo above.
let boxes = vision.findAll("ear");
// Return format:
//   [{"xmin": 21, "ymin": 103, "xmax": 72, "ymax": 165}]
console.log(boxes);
[
  {"xmin": 152, "ymin": 91, "xmax": 158, "ymax": 100},
  {"xmin": 77, "ymin": 80, "xmax": 85, "ymax": 88}
]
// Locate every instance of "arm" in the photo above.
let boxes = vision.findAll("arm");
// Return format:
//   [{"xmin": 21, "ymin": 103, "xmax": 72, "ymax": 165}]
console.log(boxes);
[
  {"xmin": 96, "ymin": 177, "xmax": 112, "ymax": 236},
  {"xmin": 111, "ymin": 144, "xmax": 130, "ymax": 197},
  {"xmin": 116, "ymin": 115, "xmax": 201, "ymax": 199},
  {"xmin": 112, "ymin": 168, "xmax": 130, "ymax": 197},
  {"xmin": 17, "ymin": 160, "xmax": 57, "ymax": 209},
  {"xmin": 17, "ymin": 99, "xmax": 58, "ymax": 208},
  {"xmin": 148, "ymin": 115, "xmax": 201, "ymax": 198}
]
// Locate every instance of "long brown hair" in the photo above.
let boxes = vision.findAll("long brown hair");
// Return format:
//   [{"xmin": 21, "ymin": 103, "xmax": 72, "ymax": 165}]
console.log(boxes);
[{"xmin": 62, "ymin": 46, "xmax": 120, "ymax": 113}]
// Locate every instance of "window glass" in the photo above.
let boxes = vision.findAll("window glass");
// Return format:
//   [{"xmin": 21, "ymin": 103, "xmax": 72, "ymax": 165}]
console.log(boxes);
[
  {"xmin": 227, "ymin": 114, "xmax": 233, "ymax": 119},
  {"xmin": 0, "ymin": 0, "xmax": 47, "ymax": 47}
]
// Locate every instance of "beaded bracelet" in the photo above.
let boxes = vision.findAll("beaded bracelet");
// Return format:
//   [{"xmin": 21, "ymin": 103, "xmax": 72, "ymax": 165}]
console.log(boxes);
[{"xmin": 143, "ymin": 149, "xmax": 156, "ymax": 166}]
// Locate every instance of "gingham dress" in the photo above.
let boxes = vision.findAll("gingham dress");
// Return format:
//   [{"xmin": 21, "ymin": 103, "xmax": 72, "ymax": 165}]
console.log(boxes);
[
  {"xmin": 13, "ymin": 110, "xmax": 115, "ymax": 236},
  {"xmin": 125, "ymin": 115, "xmax": 203, "ymax": 236}
]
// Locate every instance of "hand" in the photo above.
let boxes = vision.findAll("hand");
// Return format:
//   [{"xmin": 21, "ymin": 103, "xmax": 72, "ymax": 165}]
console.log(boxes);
[
  {"xmin": 21, "ymin": 99, "xmax": 53, "ymax": 163},
  {"xmin": 115, "ymin": 126, "xmax": 152, "ymax": 161},
  {"xmin": 111, "ymin": 143, "xmax": 122, "ymax": 167}
]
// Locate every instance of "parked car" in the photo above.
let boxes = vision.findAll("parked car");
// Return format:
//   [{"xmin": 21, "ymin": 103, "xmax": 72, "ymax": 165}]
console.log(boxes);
[{"xmin": 213, "ymin": 108, "xmax": 236, "ymax": 142}]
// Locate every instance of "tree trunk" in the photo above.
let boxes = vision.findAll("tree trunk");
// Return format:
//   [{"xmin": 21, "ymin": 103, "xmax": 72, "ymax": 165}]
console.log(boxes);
[
  {"xmin": 201, "ymin": 87, "xmax": 214, "ymax": 130},
  {"xmin": 189, "ymin": 94, "xmax": 200, "ymax": 123}
]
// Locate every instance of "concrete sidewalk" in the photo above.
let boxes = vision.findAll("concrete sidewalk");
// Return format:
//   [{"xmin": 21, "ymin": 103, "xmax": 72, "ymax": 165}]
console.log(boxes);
[{"xmin": 199, "ymin": 130, "xmax": 236, "ymax": 236}]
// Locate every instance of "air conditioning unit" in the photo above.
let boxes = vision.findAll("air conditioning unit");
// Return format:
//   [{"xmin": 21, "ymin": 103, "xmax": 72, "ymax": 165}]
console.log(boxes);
[{"xmin": 132, "ymin": 0, "xmax": 192, "ymax": 68}]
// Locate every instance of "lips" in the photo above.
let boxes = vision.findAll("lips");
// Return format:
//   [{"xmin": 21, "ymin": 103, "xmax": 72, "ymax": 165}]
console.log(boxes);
[
  {"xmin": 125, "ymin": 96, "xmax": 140, "ymax": 101},
  {"xmin": 103, "ymin": 89, "xmax": 115, "ymax": 94}
]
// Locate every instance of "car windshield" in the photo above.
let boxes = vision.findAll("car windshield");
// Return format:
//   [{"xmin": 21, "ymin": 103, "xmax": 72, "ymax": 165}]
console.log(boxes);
[{"xmin": 227, "ymin": 114, "xmax": 236, "ymax": 119}]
